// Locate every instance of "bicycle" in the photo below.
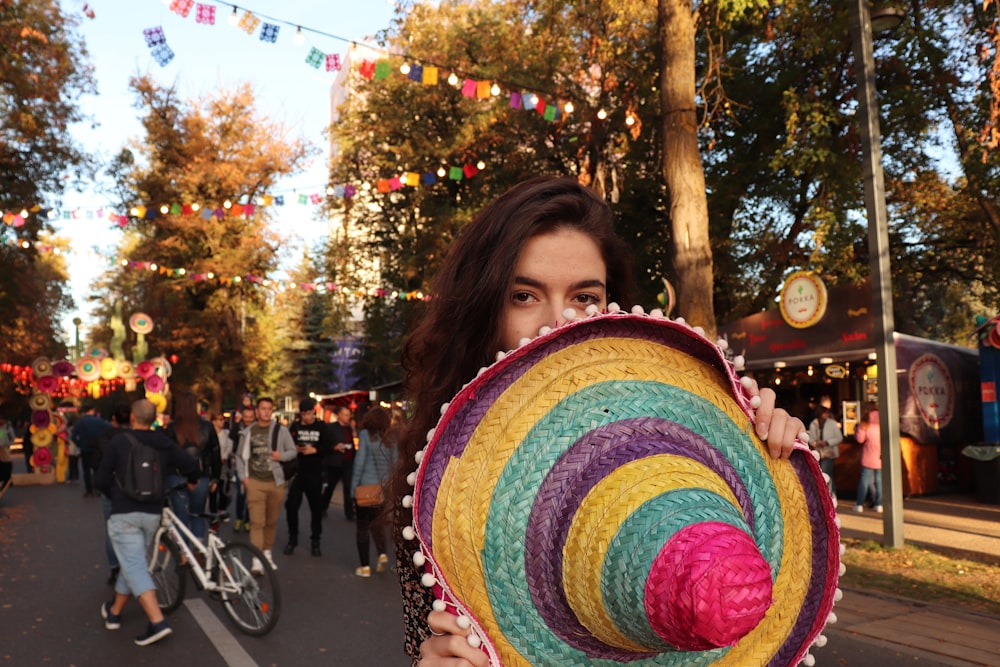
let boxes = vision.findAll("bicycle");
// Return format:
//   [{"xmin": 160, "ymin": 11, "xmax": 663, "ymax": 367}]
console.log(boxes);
[{"xmin": 147, "ymin": 500, "xmax": 281, "ymax": 636}]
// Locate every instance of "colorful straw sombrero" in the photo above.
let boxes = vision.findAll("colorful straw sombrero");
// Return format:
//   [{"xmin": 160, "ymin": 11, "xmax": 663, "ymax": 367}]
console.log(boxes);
[{"xmin": 403, "ymin": 308, "xmax": 841, "ymax": 667}]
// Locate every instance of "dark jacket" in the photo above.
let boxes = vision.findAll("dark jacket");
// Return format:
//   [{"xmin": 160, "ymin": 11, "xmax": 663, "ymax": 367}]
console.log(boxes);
[
  {"xmin": 95, "ymin": 429, "xmax": 200, "ymax": 515},
  {"xmin": 166, "ymin": 419, "xmax": 222, "ymax": 481},
  {"xmin": 289, "ymin": 419, "xmax": 333, "ymax": 478}
]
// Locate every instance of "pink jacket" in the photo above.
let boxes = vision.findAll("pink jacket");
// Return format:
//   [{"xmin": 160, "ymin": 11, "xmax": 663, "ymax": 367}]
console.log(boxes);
[{"xmin": 854, "ymin": 410, "xmax": 882, "ymax": 470}]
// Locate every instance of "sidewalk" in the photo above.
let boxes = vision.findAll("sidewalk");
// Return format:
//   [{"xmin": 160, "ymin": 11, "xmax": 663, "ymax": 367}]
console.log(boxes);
[{"xmin": 832, "ymin": 494, "xmax": 1000, "ymax": 666}]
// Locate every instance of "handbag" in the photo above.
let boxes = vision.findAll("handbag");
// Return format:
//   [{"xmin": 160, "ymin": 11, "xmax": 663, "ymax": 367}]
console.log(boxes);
[{"xmin": 355, "ymin": 483, "xmax": 384, "ymax": 507}]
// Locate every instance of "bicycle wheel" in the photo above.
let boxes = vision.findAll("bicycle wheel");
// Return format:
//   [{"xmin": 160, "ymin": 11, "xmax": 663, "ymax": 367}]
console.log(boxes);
[
  {"xmin": 148, "ymin": 534, "xmax": 187, "ymax": 613},
  {"xmin": 217, "ymin": 542, "xmax": 281, "ymax": 635}
]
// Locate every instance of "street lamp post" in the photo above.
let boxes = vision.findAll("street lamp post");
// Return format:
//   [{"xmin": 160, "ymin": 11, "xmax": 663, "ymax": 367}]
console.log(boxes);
[
  {"xmin": 72, "ymin": 317, "xmax": 82, "ymax": 361},
  {"xmin": 849, "ymin": 0, "xmax": 905, "ymax": 548}
]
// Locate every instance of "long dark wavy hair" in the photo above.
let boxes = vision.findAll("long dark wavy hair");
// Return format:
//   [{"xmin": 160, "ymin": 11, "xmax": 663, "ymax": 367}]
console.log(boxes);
[
  {"xmin": 390, "ymin": 175, "xmax": 635, "ymax": 530},
  {"xmin": 170, "ymin": 390, "xmax": 202, "ymax": 447}
]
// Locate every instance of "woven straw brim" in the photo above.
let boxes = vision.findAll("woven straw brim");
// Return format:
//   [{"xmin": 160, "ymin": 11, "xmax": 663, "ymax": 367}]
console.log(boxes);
[{"xmin": 413, "ymin": 314, "xmax": 839, "ymax": 667}]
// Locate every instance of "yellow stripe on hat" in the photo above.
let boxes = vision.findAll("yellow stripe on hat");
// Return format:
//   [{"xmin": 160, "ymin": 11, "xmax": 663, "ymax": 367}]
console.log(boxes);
[{"xmin": 563, "ymin": 455, "xmax": 740, "ymax": 652}]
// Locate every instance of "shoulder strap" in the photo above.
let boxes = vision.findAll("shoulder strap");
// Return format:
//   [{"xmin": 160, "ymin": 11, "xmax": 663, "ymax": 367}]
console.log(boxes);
[{"xmin": 270, "ymin": 423, "xmax": 278, "ymax": 451}]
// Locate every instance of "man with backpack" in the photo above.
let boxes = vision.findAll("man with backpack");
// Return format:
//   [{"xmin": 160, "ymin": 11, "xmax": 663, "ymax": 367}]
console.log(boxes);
[{"xmin": 94, "ymin": 399, "xmax": 200, "ymax": 647}]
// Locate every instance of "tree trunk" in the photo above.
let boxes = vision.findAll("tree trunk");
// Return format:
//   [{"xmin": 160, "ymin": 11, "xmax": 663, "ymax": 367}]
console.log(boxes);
[{"xmin": 658, "ymin": 0, "xmax": 716, "ymax": 336}]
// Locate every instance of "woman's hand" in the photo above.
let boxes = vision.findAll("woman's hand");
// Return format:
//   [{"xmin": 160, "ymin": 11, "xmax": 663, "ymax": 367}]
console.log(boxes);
[
  {"xmin": 418, "ymin": 611, "xmax": 489, "ymax": 667},
  {"xmin": 742, "ymin": 379, "xmax": 808, "ymax": 460}
]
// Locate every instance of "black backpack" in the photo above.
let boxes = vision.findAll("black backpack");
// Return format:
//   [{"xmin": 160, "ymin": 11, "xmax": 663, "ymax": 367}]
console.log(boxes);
[{"xmin": 117, "ymin": 433, "xmax": 165, "ymax": 502}]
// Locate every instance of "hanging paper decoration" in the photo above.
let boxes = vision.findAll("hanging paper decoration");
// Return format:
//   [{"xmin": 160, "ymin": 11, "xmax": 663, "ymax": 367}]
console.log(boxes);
[
  {"xmin": 260, "ymin": 22, "xmax": 279, "ymax": 43},
  {"xmin": 422, "ymin": 66, "xmax": 438, "ymax": 85},
  {"xmin": 510, "ymin": 92, "xmax": 522, "ymax": 109},
  {"xmin": 476, "ymin": 80, "xmax": 491, "ymax": 99},
  {"xmin": 325, "ymin": 53, "xmax": 341, "ymax": 72},
  {"xmin": 461, "ymin": 79, "xmax": 477, "ymax": 98},
  {"xmin": 143, "ymin": 26, "xmax": 166, "ymax": 47},
  {"xmin": 195, "ymin": 3, "xmax": 215, "ymax": 24},
  {"xmin": 151, "ymin": 44, "xmax": 175, "ymax": 66},
  {"xmin": 449, "ymin": 166, "xmax": 463, "ymax": 180},
  {"xmin": 298, "ymin": 194, "xmax": 309, "ymax": 205},
  {"xmin": 309, "ymin": 194, "xmax": 322, "ymax": 204},
  {"xmin": 374, "ymin": 60, "xmax": 390, "ymax": 80},
  {"xmin": 274, "ymin": 195, "xmax": 284, "ymax": 205},
  {"xmin": 306, "ymin": 47, "xmax": 324, "ymax": 69},
  {"xmin": 359, "ymin": 60, "xmax": 376, "ymax": 80},
  {"xmin": 238, "ymin": 11, "xmax": 260, "ymax": 35},
  {"xmin": 169, "ymin": 0, "xmax": 194, "ymax": 18},
  {"xmin": 407, "ymin": 63, "xmax": 423, "ymax": 83}
]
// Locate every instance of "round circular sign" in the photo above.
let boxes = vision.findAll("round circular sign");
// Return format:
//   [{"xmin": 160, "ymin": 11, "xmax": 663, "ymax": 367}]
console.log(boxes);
[
  {"xmin": 36, "ymin": 375, "xmax": 60, "ymax": 394},
  {"xmin": 51, "ymin": 360, "xmax": 75, "ymax": 377},
  {"xmin": 909, "ymin": 353, "xmax": 954, "ymax": 429},
  {"xmin": 77, "ymin": 356, "xmax": 101, "ymax": 382},
  {"xmin": 779, "ymin": 271, "xmax": 828, "ymax": 329},
  {"xmin": 129, "ymin": 312, "xmax": 154, "ymax": 334},
  {"xmin": 32, "ymin": 357, "xmax": 53, "ymax": 378},
  {"xmin": 29, "ymin": 394, "xmax": 51, "ymax": 411},
  {"xmin": 99, "ymin": 357, "xmax": 118, "ymax": 380}
]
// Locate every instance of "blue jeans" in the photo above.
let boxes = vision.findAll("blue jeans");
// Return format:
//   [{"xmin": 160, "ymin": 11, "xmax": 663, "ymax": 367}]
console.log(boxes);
[
  {"xmin": 100, "ymin": 494, "xmax": 119, "ymax": 568},
  {"xmin": 856, "ymin": 466, "xmax": 883, "ymax": 507},
  {"xmin": 168, "ymin": 475, "xmax": 211, "ymax": 539},
  {"xmin": 819, "ymin": 457, "xmax": 837, "ymax": 497},
  {"xmin": 107, "ymin": 511, "xmax": 161, "ymax": 597}
]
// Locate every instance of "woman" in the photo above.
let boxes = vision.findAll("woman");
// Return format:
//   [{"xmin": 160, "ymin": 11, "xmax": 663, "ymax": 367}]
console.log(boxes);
[
  {"xmin": 351, "ymin": 406, "xmax": 396, "ymax": 577},
  {"xmin": 853, "ymin": 402, "xmax": 883, "ymax": 513},
  {"xmin": 390, "ymin": 176, "xmax": 807, "ymax": 666},
  {"xmin": 210, "ymin": 412, "xmax": 233, "ymax": 514},
  {"xmin": 166, "ymin": 391, "xmax": 222, "ymax": 539}
]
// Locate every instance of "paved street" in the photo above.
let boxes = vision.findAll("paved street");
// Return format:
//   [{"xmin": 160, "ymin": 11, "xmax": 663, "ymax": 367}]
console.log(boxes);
[{"xmin": 3, "ymin": 456, "xmax": 1000, "ymax": 666}]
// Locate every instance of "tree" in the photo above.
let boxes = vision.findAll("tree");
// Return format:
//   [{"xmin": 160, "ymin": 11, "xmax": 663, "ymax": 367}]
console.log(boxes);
[
  {"xmin": 94, "ymin": 77, "xmax": 316, "ymax": 409},
  {"xmin": 0, "ymin": 0, "xmax": 94, "ymax": 401}
]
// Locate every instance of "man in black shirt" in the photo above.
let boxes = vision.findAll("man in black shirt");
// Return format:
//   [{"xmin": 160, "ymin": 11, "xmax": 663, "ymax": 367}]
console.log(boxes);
[
  {"xmin": 322, "ymin": 405, "xmax": 355, "ymax": 521},
  {"xmin": 283, "ymin": 397, "xmax": 333, "ymax": 556},
  {"xmin": 95, "ymin": 399, "xmax": 199, "ymax": 647}
]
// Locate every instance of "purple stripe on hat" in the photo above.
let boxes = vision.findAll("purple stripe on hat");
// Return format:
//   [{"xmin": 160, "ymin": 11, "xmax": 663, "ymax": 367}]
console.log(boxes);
[
  {"xmin": 523, "ymin": 418, "xmax": 752, "ymax": 659},
  {"xmin": 766, "ymin": 453, "xmax": 836, "ymax": 667},
  {"xmin": 416, "ymin": 317, "xmax": 729, "ymax": 546}
]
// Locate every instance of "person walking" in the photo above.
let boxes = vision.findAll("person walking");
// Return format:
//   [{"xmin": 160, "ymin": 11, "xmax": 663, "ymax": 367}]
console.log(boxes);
[
  {"xmin": 350, "ymin": 406, "xmax": 396, "ymax": 577},
  {"xmin": 231, "ymin": 404, "xmax": 256, "ymax": 532},
  {"xmin": 94, "ymin": 399, "xmax": 200, "ymax": 646},
  {"xmin": 209, "ymin": 412, "xmax": 233, "ymax": 514},
  {"xmin": 235, "ymin": 396, "xmax": 297, "ymax": 575},
  {"xmin": 164, "ymin": 391, "xmax": 222, "ymax": 540},
  {"xmin": 0, "ymin": 415, "xmax": 14, "ymax": 495},
  {"xmin": 70, "ymin": 400, "xmax": 110, "ymax": 497},
  {"xmin": 284, "ymin": 397, "xmax": 332, "ymax": 556},
  {"xmin": 853, "ymin": 402, "xmax": 883, "ymax": 513},
  {"xmin": 809, "ymin": 406, "xmax": 844, "ymax": 498},
  {"xmin": 323, "ymin": 405, "xmax": 355, "ymax": 521}
]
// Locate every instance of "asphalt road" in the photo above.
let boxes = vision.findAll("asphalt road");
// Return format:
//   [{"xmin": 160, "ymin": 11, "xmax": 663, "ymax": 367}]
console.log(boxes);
[{"xmin": 0, "ymin": 459, "xmax": 983, "ymax": 667}]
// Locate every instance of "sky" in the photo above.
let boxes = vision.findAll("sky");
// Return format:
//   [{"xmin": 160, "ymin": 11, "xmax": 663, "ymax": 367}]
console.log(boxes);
[{"xmin": 52, "ymin": 0, "xmax": 398, "ymax": 344}]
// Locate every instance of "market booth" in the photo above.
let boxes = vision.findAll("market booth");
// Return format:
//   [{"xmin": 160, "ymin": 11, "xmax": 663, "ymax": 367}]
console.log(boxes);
[{"xmin": 718, "ymin": 275, "xmax": 981, "ymax": 497}]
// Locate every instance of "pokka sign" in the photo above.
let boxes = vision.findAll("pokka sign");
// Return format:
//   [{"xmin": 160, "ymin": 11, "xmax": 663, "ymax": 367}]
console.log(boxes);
[
  {"xmin": 779, "ymin": 271, "xmax": 828, "ymax": 329},
  {"xmin": 909, "ymin": 353, "xmax": 954, "ymax": 429}
]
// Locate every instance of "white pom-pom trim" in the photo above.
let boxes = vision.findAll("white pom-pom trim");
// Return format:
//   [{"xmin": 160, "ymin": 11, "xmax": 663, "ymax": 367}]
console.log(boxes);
[
  {"xmin": 827, "ymin": 611, "xmax": 838, "ymax": 625},
  {"xmin": 415, "ymin": 449, "xmax": 425, "ymax": 464},
  {"xmin": 432, "ymin": 599, "xmax": 446, "ymax": 612},
  {"xmin": 813, "ymin": 634, "xmax": 828, "ymax": 648},
  {"xmin": 631, "ymin": 305, "xmax": 645, "ymax": 315},
  {"xmin": 538, "ymin": 326, "xmax": 552, "ymax": 336},
  {"xmin": 562, "ymin": 308, "xmax": 577, "ymax": 322},
  {"xmin": 801, "ymin": 653, "xmax": 816, "ymax": 666},
  {"xmin": 496, "ymin": 351, "xmax": 507, "ymax": 361},
  {"xmin": 834, "ymin": 588, "xmax": 843, "ymax": 602},
  {"xmin": 421, "ymin": 572, "xmax": 437, "ymax": 588},
  {"xmin": 467, "ymin": 634, "xmax": 482, "ymax": 649},
  {"xmin": 607, "ymin": 302, "xmax": 621, "ymax": 313},
  {"xmin": 456, "ymin": 615, "xmax": 471, "ymax": 629},
  {"xmin": 733, "ymin": 355, "xmax": 745, "ymax": 370},
  {"xmin": 716, "ymin": 338, "xmax": 728, "ymax": 350},
  {"xmin": 402, "ymin": 495, "xmax": 414, "ymax": 508},
  {"xmin": 674, "ymin": 316, "xmax": 686, "ymax": 325},
  {"xmin": 426, "ymin": 428, "xmax": 436, "ymax": 442},
  {"xmin": 518, "ymin": 337, "xmax": 531, "ymax": 347},
  {"xmin": 839, "ymin": 562, "xmax": 847, "ymax": 576},
  {"xmin": 402, "ymin": 526, "xmax": 416, "ymax": 541},
  {"xmin": 412, "ymin": 551, "xmax": 426, "ymax": 567},
  {"xmin": 406, "ymin": 472, "xmax": 417, "ymax": 486},
  {"xmin": 750, "ymin": 395, "xmax": 762, "ymax": 409},
  {"xmin": 439, "ymin": 402, "xmax": 450, "ymax": 415},
  {"xmin": 693, "ymin": 326, "xmax": 705, "ymax": 337},
  {"xmin": 585, "ymin": 304, "xmax": 599, "ymax": 316},
  {"xmin": 740, "ymin": 376, "xmax": 754, "ymax": 390},
  {"xmin": 650, "ymin": 308, "xmax": 664, "ymax": 318}
]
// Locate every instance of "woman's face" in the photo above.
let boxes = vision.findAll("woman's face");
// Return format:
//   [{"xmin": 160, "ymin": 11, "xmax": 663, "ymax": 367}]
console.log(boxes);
[{"xmin": 500, "ymin": 228, "xmax": 607, "ymax": 351}]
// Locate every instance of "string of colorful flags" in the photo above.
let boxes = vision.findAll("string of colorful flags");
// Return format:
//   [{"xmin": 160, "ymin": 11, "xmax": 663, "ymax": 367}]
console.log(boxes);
[
  {"xmin": 1, "ymin": 158, "xmax": 486, "ymax": 229},
  {"xmin": 153, "ymin": 1, "xmax": 583, "ymax": 123}
]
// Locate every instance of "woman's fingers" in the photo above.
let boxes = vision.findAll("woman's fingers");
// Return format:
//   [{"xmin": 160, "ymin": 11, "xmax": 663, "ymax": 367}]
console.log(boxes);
[
  {"xmin": 418, "ymin": 611, "xmax": 489, "ymax": 667},
  {"xmin": 754, "ymin": 388, "xmax": 805, "ymax": 459}
]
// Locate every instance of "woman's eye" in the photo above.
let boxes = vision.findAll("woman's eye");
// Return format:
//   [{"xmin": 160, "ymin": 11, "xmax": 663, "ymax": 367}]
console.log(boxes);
[
  {"xmin": 573, "ymin": 293, "xmax": 602, "ymax": 305},
  {"xmin": 511, "ymin": 291, "xmax": 536, "ymax": 304}
]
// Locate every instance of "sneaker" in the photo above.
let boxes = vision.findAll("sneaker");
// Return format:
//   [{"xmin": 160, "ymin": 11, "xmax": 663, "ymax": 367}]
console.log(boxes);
[
  {"xmin": 852, "ymin": 505, "xmax": 864, "ymax": 513},
  {"xmin": 263, "ymin": 549, "xmax": 277, "ymax": 571},
  {"xmin": 355, "ymin": 566, "xmax": 371, "ymax": 577},
  {"xmin": 234, "ymin": 519, "xmax": 243, "ymax": 531},
  {"xmin": 101, "ymin": 601, "xmax": 121, "ymax": 630},
  {"xmin": 283, "ymin": 542, "xmax": 296, "ymax": 555},
  {"xmin": 251, "ymin": 557, "xmax": 265, "ymax": 576},
  {"xmin": 134, "ymin": 619, "xmax": 173, "ymax": 646},
  {"xmin": 243, "ymin": 521, "xmax": 250, "ymax": 533},
  {"xmin": 311, "ymin": 542, "xmax": 321, "ymax": 557},
  {"xmin": 874, "ymin": 505, "xmax": 884, "ymax": 513},
  {"xmin": 376, "ymin": 553, "xmax": 389, "ymax": 573}
]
